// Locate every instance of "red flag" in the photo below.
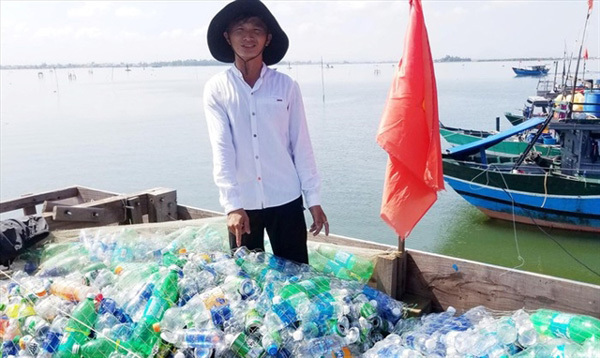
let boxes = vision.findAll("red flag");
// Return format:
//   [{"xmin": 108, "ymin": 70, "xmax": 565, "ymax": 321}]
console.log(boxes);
[
  {"xmin": 376, "ymin": 0, "xmax": 444, "ymax": 240},
  {"xmin": 589, "ymin": 0, "xmax": 593, "ymax": 13},
  {"xmin": 584, "ymin": 48, "xmax": 589, "ymax": 60}
]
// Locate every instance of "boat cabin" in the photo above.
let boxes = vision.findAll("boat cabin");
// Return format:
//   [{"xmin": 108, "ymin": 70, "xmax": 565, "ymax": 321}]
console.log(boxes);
[{"xmin": 550, "ymin": 119, "xmax": 600, "ymax": 178}]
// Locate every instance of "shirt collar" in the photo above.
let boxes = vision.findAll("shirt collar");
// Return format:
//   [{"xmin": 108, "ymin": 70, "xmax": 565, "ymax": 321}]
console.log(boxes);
[{"xmin": 230, "ymin": 62, "xmax": 268, "ymax": 81}]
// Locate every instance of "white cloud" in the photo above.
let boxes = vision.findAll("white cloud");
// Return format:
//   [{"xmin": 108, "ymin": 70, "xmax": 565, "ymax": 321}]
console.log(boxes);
[
  {"xmin": 192, "ymin": 25, "xmax": 208, "ymax": 38},
  {"xmin": 75, "ymin": 27, "xmax": 104, "ymax": 39},
  {"xmin": 159, "ymin": 29, "xmax": 185, "ymax": 39},
  {"xmin": 67, "ymin": 2, "xmax": 110, "ymax": 18},
  {"xmin": 116, "ymin": 31, "xmax": 146, "ymax": 42},
  {"xmin": 115, "ymin": 6, "xmax": 143, "ymax": 18},
  {"xmin": 33, "ymin": 26, "xmax": 73, "ymax": 39}
]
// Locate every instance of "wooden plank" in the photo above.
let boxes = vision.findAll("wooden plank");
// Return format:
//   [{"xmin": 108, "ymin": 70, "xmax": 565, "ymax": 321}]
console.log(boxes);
[
  {"xmin": 0, "ymin": 187, "xmax": 79, "ymax": 214},
  {"xmin": 22, "ymin": 206, "xmax": 36, "ymax": 216},
  {"xmin": 52, "ymin": 206, "xmax": 107, "ymax": 223},
  {"xmin": 177, "ymin": 205, "xmax": 223, "ymax": 220},
  {"xmin": 374, "ymin": 252, "xmax": 400, "ymax": 299},
  {"xmin": 404, "ymin": 249, "xmax": 600, "ymax": 317},
  {"xmin": 76, "ymin": 186, "xmax": 120, "ymax": 202},
  {"xmin": 126, "ymin": 196, "xmax": 143, "ymax": 224},
  {"xmin": 308, "ymin": 232, "xmax": 395, "ymax": 251},
  {"xmin": 42, "ymin": 196, "xmax": 84, "ymax": 213},
  {"xmin": 44, "ymin": 194, "xmax": 131, "ymax": 231},
  {"xmin": 147, "ymin": 188, "xmax": 178, "ymax": 223}
]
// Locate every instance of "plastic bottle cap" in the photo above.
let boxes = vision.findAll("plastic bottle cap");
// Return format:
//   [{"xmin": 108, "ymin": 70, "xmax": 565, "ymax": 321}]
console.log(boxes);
[
  {"xmin": 292, "ymin": 330, "xmax": 303, "ymax": 341},
  {"xmin": 179, "ymin": 248, "xmax": 187, "ymax": 254},
  {"xmin": 114, "ymin": 266, "xmax": 123, "ymax": 275},
  {"xmin": 86, "ymin": 293, "xmax": 96, "ymax": 300},
  {"xmin": 266, "ymin": 345, "xmax": 278, "ymax": 356},
  {"xmin": 153, "ymin": 323, "xmax": 161, "ymax": 333}
]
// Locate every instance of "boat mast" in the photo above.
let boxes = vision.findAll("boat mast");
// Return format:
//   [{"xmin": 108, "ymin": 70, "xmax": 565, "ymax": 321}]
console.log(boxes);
[{"xmin": 569, "ymin": 3, "xmax": 593, "ymax": 106}]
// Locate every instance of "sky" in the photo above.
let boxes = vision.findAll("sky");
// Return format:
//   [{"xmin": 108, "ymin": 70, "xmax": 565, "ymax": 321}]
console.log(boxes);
[{"xmin": 1, "ymin": 0, "xmax": 599, "ymax": 66}]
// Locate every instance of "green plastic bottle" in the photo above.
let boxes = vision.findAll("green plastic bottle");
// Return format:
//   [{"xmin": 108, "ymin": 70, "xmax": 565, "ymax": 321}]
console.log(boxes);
[
  {"xmin": 54, "ymin": 295, "xmax": 98, "ymax": 358},
  {"xmin": 126, "ymin": 266, "xmax": 179, "ymax": 356},
  {"xmin": 531, "ymin": 309, "xmax": 600, "ymax": 344},
  {"xmin": 74, "ymin": 337, "xmax": 129, "ymax": 358}
]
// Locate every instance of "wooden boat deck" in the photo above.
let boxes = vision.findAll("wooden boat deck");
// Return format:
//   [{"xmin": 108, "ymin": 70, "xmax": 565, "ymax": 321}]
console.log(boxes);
[{"xmin": 1, "ymin": 186, "xmax": 598, "ymax": 317}]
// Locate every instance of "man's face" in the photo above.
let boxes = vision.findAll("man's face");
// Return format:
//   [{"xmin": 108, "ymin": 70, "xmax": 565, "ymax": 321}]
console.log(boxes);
[{"xmin": 224, "ymin": 17, "xmax": 272, "ymax": 62}]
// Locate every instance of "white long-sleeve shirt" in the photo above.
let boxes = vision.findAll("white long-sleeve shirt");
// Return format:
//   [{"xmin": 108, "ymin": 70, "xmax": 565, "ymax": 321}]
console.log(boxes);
[{"xmin": 203, "ymin": 64, "xmax": 321, "ymax": 214}]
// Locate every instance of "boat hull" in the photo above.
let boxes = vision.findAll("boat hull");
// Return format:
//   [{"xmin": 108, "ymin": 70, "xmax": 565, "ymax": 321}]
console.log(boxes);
[
  {"xmin": 443, "ymin": 159, "xmax": 600, "ymax": 232},
  {"xmin": 512, "ymin": 67, "xmax": 550, "ymax": 76},
  {"xmin": 440, "ymin": 128, "xmax": 561, "ymax": 157},
  {"xmin": 504, "ymin": 112, "xmax": 525, "ymax": 126}
]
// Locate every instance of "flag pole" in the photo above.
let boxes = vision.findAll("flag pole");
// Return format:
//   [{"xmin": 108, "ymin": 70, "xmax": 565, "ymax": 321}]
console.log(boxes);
[{"xmin": 569, "ymin": 4, "xmax": 593, "ymax": 110}]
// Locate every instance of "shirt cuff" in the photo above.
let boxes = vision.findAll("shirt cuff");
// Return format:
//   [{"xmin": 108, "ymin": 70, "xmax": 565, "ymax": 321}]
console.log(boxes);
[
  {"xmin": 304, "ymin": 191, "xmax": 321, "ymax": 209},
  {"xmin": 222, "ymin": 197, "xmax": 243, "ymax": 215}
]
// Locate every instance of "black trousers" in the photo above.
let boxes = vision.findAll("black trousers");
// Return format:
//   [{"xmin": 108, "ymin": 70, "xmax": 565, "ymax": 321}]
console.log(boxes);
[{"xmin": 228, "ymin": 196, "xmax": 308, "ymax": 264}]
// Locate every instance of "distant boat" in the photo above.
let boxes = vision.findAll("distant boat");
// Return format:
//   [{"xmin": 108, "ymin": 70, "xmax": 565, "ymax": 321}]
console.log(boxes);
[
  {"xmin": 125, "ymin": 65, "xmax": 132, "ymax": 72},
  {"xmin": 512, "ymin": 65, "xmax": 550, "ymax": 76},
  {"xmin": 504, "ymin": 96, "xmax": 551, "ymax": 126}
]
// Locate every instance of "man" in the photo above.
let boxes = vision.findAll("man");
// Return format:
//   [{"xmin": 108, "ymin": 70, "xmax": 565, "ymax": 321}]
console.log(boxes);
[{"xmin": 204, "ymin": 0, "xmax": 328, "ymax": 264}]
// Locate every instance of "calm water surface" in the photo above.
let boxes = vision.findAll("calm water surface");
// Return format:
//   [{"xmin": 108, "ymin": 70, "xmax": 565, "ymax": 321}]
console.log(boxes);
[{"xmin": 1, "ymin": 61, "xmax": 599, "ymax": 284}]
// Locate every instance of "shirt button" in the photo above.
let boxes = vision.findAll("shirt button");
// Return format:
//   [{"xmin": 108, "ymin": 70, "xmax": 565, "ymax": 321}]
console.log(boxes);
[
  {"xmin": 253, "ymin": 134, "xmax": 257, "ymax": 137},
  {"xmin": 258, "ymin": 177, "xmax": 261, "ymax": 181},
  {"xmin": 252, "ymin": 112, "xmax": 255, "ymax": 116},
  {"xmin": 255, "ymin": 156, "xmax": 259, "ymax": 159}
]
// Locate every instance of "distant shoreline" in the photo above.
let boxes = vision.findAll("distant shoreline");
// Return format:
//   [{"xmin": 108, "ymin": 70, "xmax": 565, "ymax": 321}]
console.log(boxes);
[{"xmin": 1, "ymin": 57, "xmax": 596, "ymax": 70}]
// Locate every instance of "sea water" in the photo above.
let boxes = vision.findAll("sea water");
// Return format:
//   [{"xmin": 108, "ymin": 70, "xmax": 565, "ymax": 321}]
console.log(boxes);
[{"xmin": 1, "ymin": 60, "xmax": 599, "ymax": 284}]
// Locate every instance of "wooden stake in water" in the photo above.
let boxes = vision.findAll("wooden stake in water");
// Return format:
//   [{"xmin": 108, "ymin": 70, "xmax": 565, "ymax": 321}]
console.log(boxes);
[{"xmin": 321, "ymin": 57, "xmax": 325, "ymax": 103}]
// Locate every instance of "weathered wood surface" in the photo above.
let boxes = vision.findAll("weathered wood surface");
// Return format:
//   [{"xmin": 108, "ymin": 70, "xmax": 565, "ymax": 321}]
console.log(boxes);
[
  {"xmin": 52, "ymin": 206, "xmax": 108, "ymax": 223},
  {"xmin": 0, "ymin": 187, "xmax": 79, "ymax": 214},
  {"xmin": 177, "ymin": 205, "xmax": 222, "ymax": 220},
  {"xmin": 404, "ymin": 249, "xmax": 600, "ymax": 317},
  {"xmin": 147, "ymin": 188, "xmax": 178, "ymax": 223},
  {"xmin": 77, "ymin": 187, "xmax": 119, "ymax": 202}
]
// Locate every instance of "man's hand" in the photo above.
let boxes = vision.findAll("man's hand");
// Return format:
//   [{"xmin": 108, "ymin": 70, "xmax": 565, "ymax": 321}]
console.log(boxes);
[
  {"xmin": 227, "ymin": 209, "xmax": 250, "ymax": 247},
  {"xmin": 309, "ymin": 205, "xmax": 329, "ymax": 236}
]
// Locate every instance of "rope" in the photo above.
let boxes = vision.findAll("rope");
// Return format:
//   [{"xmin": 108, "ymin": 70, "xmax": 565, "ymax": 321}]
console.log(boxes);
[{"xmin": 464, "ymin": 166, "xmax": 600, "ymax": 279}]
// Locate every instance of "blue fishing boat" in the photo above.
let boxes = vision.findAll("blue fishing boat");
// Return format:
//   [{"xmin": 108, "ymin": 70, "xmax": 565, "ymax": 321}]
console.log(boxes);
[
  {"xmin": 512, "ymin": 65, "xmax": 550, "ymax": 76},
  {"xmin": 443, "ymin": 115, "xmax": 600, "ymax": 233}
]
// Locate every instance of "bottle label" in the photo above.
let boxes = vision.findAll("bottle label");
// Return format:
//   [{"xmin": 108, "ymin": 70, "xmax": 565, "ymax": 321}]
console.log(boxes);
[
  {"xmin": 334, "ymin": 252, "xmax": 352, "ymax": 266},
  {"xmin": 550, "ymin": 313, "xmax": 573, "ymax": 337},
  {"xmin": 332, "ymin": 347, "xmax": 353, "ymax": 357}
]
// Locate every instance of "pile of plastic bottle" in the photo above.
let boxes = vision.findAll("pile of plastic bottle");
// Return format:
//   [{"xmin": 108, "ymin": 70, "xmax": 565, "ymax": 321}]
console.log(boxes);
[{"xmin": 1, "ymin": 221, "xmax": 599, "ymax": 358}]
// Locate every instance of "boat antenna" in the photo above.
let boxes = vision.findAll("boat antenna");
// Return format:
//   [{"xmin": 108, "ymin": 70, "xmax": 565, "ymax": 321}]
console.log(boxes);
[
  {"xmin": 552, "ymin": 60, "xmax": 558, "ymax": 91},
  {"xmin": 569, "ymin": 2, "xmax": 593, "ymax": 105}
]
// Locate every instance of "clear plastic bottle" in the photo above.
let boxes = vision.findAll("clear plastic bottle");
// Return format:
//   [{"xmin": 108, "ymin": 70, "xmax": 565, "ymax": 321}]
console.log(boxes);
[
  {"xmin": 50, "ymin": 279, "xmax": 98, "ymax": 302},
  {"xmin": 122, "ymin": 282, "xmax": 155, "ymax": 322},
  {"xmin": 162, "ymin": 329, "xmax": 223, "ymax": 350},
  {"xmin": 21, "ymin": 315, "xmax": 50, "ymax": 341}
]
